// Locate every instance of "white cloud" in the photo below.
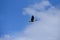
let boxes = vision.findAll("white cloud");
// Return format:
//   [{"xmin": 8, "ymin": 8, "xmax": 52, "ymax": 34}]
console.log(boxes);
[{"xmin": 0, "ymin": 0, "xmax": 60, "ymax": 40}]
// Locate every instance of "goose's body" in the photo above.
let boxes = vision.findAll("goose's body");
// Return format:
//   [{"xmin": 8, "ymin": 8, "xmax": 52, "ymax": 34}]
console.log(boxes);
[{"xmin": 31, "ymin": 15, "xmax": 34, "ymax": 22}]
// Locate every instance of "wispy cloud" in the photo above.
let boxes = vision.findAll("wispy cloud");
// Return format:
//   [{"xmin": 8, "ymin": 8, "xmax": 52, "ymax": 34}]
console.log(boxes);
[{"xmin": 0, "ymin": 0, "xmax": 60, "ymax": 40}]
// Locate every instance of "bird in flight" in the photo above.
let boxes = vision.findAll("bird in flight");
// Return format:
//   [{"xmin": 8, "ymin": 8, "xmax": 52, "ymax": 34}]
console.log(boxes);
[{"xmin": 29, "ymin": 15, "xmax": 37, "ymax": 22}]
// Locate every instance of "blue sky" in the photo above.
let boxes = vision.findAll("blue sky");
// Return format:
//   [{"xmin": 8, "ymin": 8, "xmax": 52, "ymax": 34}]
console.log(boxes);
[
  {"xmin": 0, "ymin": 0, "xmax": 30, "ymax": 36},
  {"xmin": 0, "ymin": 0, "xmax": 60, "ymax": 37}
]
